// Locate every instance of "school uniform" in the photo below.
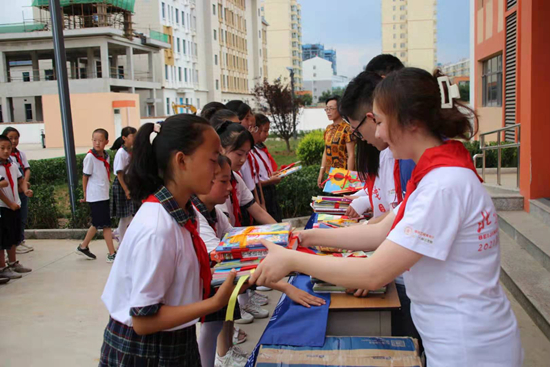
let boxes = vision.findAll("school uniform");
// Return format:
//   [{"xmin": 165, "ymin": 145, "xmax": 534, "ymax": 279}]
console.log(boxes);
[
  {"xmin": 100, "ymin": 186, "xmax": 211, "ymax": 367},
  {"xmin": 217, "ymin": 172, "xmax": 255, "ymax": 227},
  {"xmin": 252, "ymin": 144, "xmax": 282, "ymax": 222},
  {"xmin": 110, "ymin": 147, "xmax": 138, "ymax": 219},
  {"xmin": 387, "ymin": 141, "xmax": 522, "ymax": 366},
  {"xmin": 0, "ymin": 159, "xmax": 23, "ymax": 250},
  {"xmin": 11, "ymin": 149, "xmax": 30, "ymax": 244},
  {"xmin": 83, "ymin": 149, "xmax": 111, "ymax": 229},
  {"xmin": 240, "ymin": 153, "xmax": 262, "ymax": 225}
]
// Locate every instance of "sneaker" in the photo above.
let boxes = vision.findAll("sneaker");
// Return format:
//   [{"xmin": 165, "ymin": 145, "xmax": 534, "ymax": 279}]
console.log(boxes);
[
  {"xmin": 249, "ymin": 290, "xmax": 269, "ymax": 306},
  {"xmin": 242, "ymin": 300, "xmax": 269, "ymax": 319},
  {"xmin": 9, "ymin": 261, "xmax": 32, "ymax": 273},
  {"xmin": 215, "ymin": 346, "xmax": 248, "ymax": 367},
  {"xmin": 232, "ymin": 327, "xmax": 247, "ymax": 345},
  {"xmin": 0, "ymin": 266, "xmax": 22, "ymax": 279},
  {"xmin": 233, "ymin": 309, "xmax": 254, "ymax": 324},
  {"xmin": 16, "ymin": 242, "xmax": 34, "ymax": 254},
  {"xmin": 0, "ymin": 277, "xmax": 9, "ymax": 285},
  {"xmin": 75, "ymin": 245, "xmax": 96, "ymax": 260},
  {"xmin": 256, "ymin": 286, "xmax": 272, "ymax": 291},
  {"xmin": 106, "ymin": 253, "xmax": 116, "ymax": 263}
]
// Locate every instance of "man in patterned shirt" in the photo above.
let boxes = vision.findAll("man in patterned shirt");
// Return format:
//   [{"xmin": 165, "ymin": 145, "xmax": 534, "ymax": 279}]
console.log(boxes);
[{"xmin": 317, "ymin": 96, "xmax": 355, "ymax": 188}]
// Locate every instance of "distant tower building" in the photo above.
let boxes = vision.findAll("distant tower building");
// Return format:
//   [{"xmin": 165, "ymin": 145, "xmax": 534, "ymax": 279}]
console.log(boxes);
[
  {"xmin": 381, "ymin": 0, "xmax": 437, "ymax": 72},
  {"xmin": 302, "ymin": 43, "xmax": 337, "ymax": 75}
]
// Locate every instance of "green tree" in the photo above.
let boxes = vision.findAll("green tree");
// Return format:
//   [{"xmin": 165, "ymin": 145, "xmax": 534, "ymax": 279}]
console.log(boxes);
[
  {"xmin": 459, "ymin": 81, "xmax": 470, "ymax": 102},
  {"xmin": 319, "ymin": 86, "xmax": 345, "ymax": 104},
  {"xmin": 299, "ymin": 93, "xmax": 313, "ymax": 106}
]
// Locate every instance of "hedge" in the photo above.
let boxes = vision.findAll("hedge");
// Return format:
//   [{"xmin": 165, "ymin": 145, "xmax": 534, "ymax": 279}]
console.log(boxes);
[
  {"xmin": 277, "ymin": 164, "xmax": 323, "ymax": 218},
  {"xmin": 296, "ymin": 130, "xmax": 324, "ymax": 166},
  {"xmin": 463, "ymin": 140, "xmax": 518, "ymax": 168}
]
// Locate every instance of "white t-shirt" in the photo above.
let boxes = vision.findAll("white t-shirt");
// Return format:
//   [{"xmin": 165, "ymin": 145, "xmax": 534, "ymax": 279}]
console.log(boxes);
[
  {"xmin": 239, "ymin": 153, "xmax": 260, "ymax": 191},
  {"xmin": 351, "ymin": 148, "xmax": 399, "ymax": 218},
  {"xmin": 113, "ymin": 148, "xmax": 131, "ymax": 174},
  {"xmin": 387, "ymin": 167, "xmax": 522, "ymax": 366},
  {"xmin": 252, "ymin": 147, "xmax": 271, "ymax": 181},
  {"xmin": 195, "ymin": 206, "xmax": 233, "ymax": 252},
  {"xmin": 101, "ymin": 202, "xmax": 202, "ymax": 330},
  {"xmin": 216, "ymin": 172, "xmax": 255, "ymax": 227},
  {"xmin": 0, "ymin": 160, "xmax": 23, "ymax": 208},
  {"xmin": 83, "ymin": 151, "xmax": 110, "ymax": 202},
  {"xmin": 11, "ymin": 149, "xmax": 30, "ymax": 175}
]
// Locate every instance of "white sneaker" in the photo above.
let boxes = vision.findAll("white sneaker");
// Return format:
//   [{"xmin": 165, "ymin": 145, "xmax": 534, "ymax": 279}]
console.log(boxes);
[
  {"xmin": 234, "ymin": 309, "xmax": 254, "ymax": 324},
  {"xmin": 249, "ymin": 290, "xmax": 269, "ymax": 306},
  {"xmin": 16, "ymin": 243, "xmax": 34, "ymax": 254},
  {"xmin": 0, "ymin": 266, "xmax": 22, "ymax": 279},
  {"xmin": 242, "ymin": 300, "xmax": 269, "ymax": 319},
  {"xmin": 215, "ymin": 346, "xmax": 248, "ymax": 367},
  {"xmin": 256, "ymin": 286, "xmax": 272, "ymax": 291}
]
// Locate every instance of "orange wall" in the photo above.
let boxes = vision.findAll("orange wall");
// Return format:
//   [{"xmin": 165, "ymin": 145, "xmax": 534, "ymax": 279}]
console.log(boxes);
[{"xmin": 43, "ymin": 93, "xmax": 141, "ymax": 148}]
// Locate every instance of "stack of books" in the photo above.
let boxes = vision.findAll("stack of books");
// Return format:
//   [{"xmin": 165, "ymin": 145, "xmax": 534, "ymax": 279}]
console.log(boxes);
[
  {"xmin": 311, "ymin": 196, "xmax": 352, "ymax": 215},
  {"xmin": 310, "ymin": 276, "xmax": 387, "ymax": 294},
  {"xmin": 312, "ymin": 213, "xmax": 366, "ymax": 228},
  {"xmin": 323, "ymin": 168, "xmax": 365, "ymax": 194}
]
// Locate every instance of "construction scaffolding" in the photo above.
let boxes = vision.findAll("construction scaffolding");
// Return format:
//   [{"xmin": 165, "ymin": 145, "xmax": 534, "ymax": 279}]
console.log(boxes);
[{"xmin": 32, "ymin": 0, "xmax": 134, "ymax": 38}]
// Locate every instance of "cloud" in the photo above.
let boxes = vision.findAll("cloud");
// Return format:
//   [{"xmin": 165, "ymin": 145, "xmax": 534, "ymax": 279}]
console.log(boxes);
[{"xmin": 333, "ymin": 42, "xmax": 382, "ymax": 78}]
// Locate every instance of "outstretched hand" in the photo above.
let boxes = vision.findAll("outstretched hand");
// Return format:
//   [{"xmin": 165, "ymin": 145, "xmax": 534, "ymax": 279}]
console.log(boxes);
[{"xmin": 250, "ymin": 240, "xmax": 295, "ymax": 286}]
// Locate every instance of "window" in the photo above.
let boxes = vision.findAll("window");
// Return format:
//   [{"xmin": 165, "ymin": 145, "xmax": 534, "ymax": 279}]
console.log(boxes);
[
  {"xmin": 400, "ymin": 42, "xmax": 406, "ymax": 48},
  {"xmin": 393, "ymin": 5, "xmax": 396, "ymax": 10},
  {"xmin": 184, "ymin": 68, "xmax": 188, "ymax": 82},
  {"xmin": 25, "ymin": 104, "xmax": 32, "ymax": 121},
  {"xmin": 393, "ymin": 43, "xmax": 397, "ymax": 48},
  {"xmin": 177, "ymin": 38, "xmax": 180, "ymax": 53},
  {"xmin": 482, "ymin": 55, "xmax": 503, "ymax": 107},
  {"xmin": 176, "ymin": 9, "xmax": 179, "ymax": 23},
  {"xmin": 313, "ymin": 73, "xmax": 316, "ymax": 77},
  {"xmin": 393, "ymin": 34, "xmax": 396, "ymax": 39},
  {"xmin": 400, "ymin": 52, "xmax": 406, "ymax": 57},
  {"xmin": 182, "ymin": 11, "xmax": 185, "ymax": 26},
  {"xmin": 213, "ymin": 30, "xmax": 217, "ymax": 40},
  {"xmin": 400, "ymin": 33, "xmax": 405, "ymax": 38},
  {"xmin": 178, "ymin": 67, "xmax": 182, "ymax": 81},
  {"xmin": 165, "ymin": 65, "xmax": 168, "ymax": 80},
  {"xmin": 215, "ymin": 54, "xmax": 218, "ymax": 65},
  {"xmin": 393, "ymin": 24, "xmax": 396, "ymax": 30},
  {"xmin": 166, "ymin": 98, "xmax": 170, "ymax": 115},
  {"xmin": 213, "ymin": 4, "xmax": 216, "ymax": 14},
  {"xmin": 183, "ymin": 41, "xmax": 187, "ymax": 54},
  {"xmin": 162, "ymin": 2, "xmax": 165, "ymax": 19},
  {"xmin": 313, "ymin": 65, "xmax": 316, "ymax": 70},
  {"xmin": 216, "ymin": 79, "xmax": 219, "ymax": 90},
  {"xmin": 45, "ymin": 69, "xmax": 54, "ymax": 81},
  {"xmin": 23, "ymin": 72, "xmax": 30, "ymax": 82}
]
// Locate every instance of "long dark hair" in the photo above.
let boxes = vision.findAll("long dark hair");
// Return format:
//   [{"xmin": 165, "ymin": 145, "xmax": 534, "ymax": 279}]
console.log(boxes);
[
  {"xmin": 225, "ymin": 100, "xmax": 252, "ymax": 121},
  {"xmin": 210, "ymin": 109, "xmax": 238, "ymax": 130},
  {"xmin": 125, "ymin": 114, "xmax": 212, "ymax": 201},
  {"xmin": 217, "ymin": 122, "xmax": 254, "ymax": 153},
  {"xmin": 254, "ymin": 113, "xmax": 270, "ymax": 127},
  {"xmin": 201, "ymin": 101, "xmax": 227, "ymax": 120},
  {"xmin": 111, "ymin": 126, "xmax": 138, "ymax": 150},
  {"xmin": 340, "ymin": 71, "xmax": 383, "ymax": 178},
  {"xmin": 374, "ymin": 67, "xmax": 477, "ymax": 141},
  {"xmin": 2, "ymin": 127, "xmax": 20, "ymax": 137}
]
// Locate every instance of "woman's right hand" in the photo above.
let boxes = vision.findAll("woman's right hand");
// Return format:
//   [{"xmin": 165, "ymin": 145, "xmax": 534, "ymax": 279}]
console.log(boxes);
[{"xmin": 213, "ymin": 270, "xmax": 237, "ymax": 307}]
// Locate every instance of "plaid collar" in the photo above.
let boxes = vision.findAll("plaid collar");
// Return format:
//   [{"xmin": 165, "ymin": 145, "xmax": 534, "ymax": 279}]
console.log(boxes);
[
  {"xmin": 191, "ymin": 195, "xmax": 217, "ymax": 228},
  {"xmin": 91, "ymin": 148, "xmax": 107, "ymax": 159},
  {"xmin": 153, "ymin": 186, "xmax": 196, "ymax": 227}
]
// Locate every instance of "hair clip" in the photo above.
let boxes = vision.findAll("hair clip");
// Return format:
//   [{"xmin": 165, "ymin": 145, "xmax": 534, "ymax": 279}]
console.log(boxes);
[
  {"xmin": 437, "ymin": 76, "xmax": 461, "ymax": 109},
  {"xmin": 149, "ymin": 123, "xmax": 162, "ymax": 145},
  {"xmin": 215, "ymin": 120, "xmax": 234, "ymax": 134}
]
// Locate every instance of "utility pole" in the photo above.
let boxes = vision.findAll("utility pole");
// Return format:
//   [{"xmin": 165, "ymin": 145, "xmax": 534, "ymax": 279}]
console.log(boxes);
[
  {"xmin": 49, "ymin": 0, "xmax": 78, "ymax": 219},
  {"xmin": 287, "ymin": 67, "xmax": 297, "ymax": 139}
]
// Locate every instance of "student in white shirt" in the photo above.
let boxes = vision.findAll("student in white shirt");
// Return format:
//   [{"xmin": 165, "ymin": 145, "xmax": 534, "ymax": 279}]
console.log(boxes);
[
  {"xmin": 109, "ymin": 126, "xmax": 138, "ymax": 244},
  {"xmin": 75, "ymin": 129, "xmax": 116, "ymax": 263},
  {"xmin": 194, "ymin": 155, "xmax": 325, "ymax": 367},
  {"xmin": 0, "ymin": 135, "xmax": 33, "ymax": 281},
  {"xmin": 99, "ymin": 115, "xmax": 241, "ymax": 367},
  {"xmin": 250, "ymin": 68, "xmax": 523, "ymax": 367},
  {"xmin": 3, "ymin": 127, "xmax": 33, "ymax": 254},
  {"xmin": 0, "ymin": 176, "xmax": 12, "ymax": 284}
]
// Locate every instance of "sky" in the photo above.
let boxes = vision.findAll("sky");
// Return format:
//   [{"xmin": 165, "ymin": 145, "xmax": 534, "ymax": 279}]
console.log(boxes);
[{"xmin": 299, "ymin": 0, "xmax": 471, "ymax": 78}]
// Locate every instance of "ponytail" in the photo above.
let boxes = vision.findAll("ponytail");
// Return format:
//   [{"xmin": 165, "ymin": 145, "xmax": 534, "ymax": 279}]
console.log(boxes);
[
  {"xmin": 111, "ymin": 137, "xmax": 123, "ymax": 150},
  {"xmin": 125, "ymin": 114, "xmax": 212, "ymax": 201}
]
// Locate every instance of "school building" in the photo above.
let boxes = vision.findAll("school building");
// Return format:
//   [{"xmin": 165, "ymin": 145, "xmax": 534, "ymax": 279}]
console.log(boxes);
[{"xmin": 474, "ymin": 0, "xmax": 550, "ymax": 211}]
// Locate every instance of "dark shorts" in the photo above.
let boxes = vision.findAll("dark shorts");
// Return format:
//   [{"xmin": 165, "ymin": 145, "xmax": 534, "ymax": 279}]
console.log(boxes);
[
  {"xmin": 0, "ymin": 207, "xmax": 21, "ymax": 250},
  {"xmin": 89, "ymin": 200, "xmax": 111, "ymax": 229},
  {"xmin": 204, "ymin": 287, "xmax": 241, "ymax": 323}
]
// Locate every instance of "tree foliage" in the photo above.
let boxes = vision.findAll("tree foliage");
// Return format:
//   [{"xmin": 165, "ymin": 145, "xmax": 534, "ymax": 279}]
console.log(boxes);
[{"xmin": 319, "ymin": 86, "xmax": 345, "ymax": 104}]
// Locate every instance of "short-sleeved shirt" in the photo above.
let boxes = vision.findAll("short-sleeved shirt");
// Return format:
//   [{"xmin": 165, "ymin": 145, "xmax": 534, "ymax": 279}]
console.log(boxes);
[
  {"xmin": 196, "ymin": 206, "xmax": 233, "ymax": 253},
  {"xmin": 323, "ymin": 121, "xmax": 353, "ymax": 169},
  {"xmin": 11, "ymin": 149, "xmax": 30, "ymax": 176},
  {"xmin": 0, "ymin": 159, "xmax": 23, "ymax": 208},
  {"xmin": 252, "ymin": 147, "xmax": 272, "ymax": 182},
  {"xmin": 101, "ymin": 201, "xmax": 202, "ymax": 330},
  {"xmin": 240, "ymin": 153, "xmax": 260, "ymax": 191},
  {"xmin": 216, "ymin": 172, "xmax": 255, "ymax": 227},
  {"xmin": 83, "ymin": 151, "xmax": 110, "ymax": 202},
  {"xmin": 113, "ymin": 148, "xmax": 131, "ymax": 174},
  {"xmin": 387, "ymin": 167, "xmax": 522, "ymax": 366}
]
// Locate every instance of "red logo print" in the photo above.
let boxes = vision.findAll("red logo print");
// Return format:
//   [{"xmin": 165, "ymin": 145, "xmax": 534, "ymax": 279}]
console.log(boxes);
[{"xmin": 477, "ymin": 210, "xmax": 492, "ymax": 233}]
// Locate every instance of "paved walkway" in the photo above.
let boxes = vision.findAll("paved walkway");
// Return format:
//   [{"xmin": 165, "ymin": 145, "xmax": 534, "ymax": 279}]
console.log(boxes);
[{"xmin": 1, "ymin": 240, "xmax": 549, "ymax": 366}]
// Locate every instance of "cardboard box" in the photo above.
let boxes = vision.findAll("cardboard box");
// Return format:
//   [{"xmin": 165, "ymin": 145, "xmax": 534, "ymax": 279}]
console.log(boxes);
[{"xmin": 256, "ymin": 336, "xmax": 421, "ymax": 367}]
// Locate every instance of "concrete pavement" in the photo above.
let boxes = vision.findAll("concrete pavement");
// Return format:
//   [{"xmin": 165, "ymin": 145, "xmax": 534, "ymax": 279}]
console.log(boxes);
[{"xmin": 1, "ymin": 240, "xmax": 549, "ymax": 366}]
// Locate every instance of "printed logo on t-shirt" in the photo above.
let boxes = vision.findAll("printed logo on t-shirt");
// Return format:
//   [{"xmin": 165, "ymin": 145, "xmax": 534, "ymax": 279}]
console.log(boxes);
[
  {"xmin": 403, "ymin": 226, "xmax": 434, "ymax": 244},
  {"xmin": 379, "ymin": 204, "xmax": 386, "ymax": 213}
]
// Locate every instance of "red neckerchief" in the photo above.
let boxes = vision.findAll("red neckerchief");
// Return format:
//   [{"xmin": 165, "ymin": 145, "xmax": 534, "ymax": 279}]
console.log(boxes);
[
  {"xmin": 391, "ymin": 140, "xmax": 483, "ymax": 231},
  {"xmin": 88, "ymin": 149, "xmax": 111, "ymax": 180},
  {"xmin": 11, "ymin": 150, "xmax": 24, "ymax": 171},
  {"xmin": 246, "ymin": 153, "xmax": 260, "ymax": 181},
  {"xmin": 365, "ymin": 173, "xmax": 376, "ymax": 213},
  {"xmin": 393, "ymin": 160, "xmax": 403, "ymax": 204},
  {"xmin": 230, "ymin": 174, "xmax": 242, "ymax": 227},
  {"xmin": 1, "ymin": 159, "xmax": 16, "ymax": 197},
  {"xmin": 256, "ymin": 144, "xmax": 278, "ymax": 172},
  {"xmin": 144, "ymin": 195, "xmax": 212, "ymax": 300},
  {"xmin": 253, "ymin": 147, "xmax": 273, "ymax": 176}
]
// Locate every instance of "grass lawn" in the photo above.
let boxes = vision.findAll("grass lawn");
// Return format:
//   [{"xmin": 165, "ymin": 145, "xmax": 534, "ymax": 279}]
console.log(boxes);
[{"xmin": 264, "ymin": 138, "xmax": 300, "ymax": 167}]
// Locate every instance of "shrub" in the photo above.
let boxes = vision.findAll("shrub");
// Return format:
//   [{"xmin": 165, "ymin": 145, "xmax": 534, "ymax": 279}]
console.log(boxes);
[
  {"xmin": 463, "ymin": 140, "xmax": 518, "ymax": 168},
  {"xmin": 67, "ymin": 185, "xmax": 91, "ymax": 229},
  {"xmin": 297, "ymin": 130, "xmax": 325, "ymax": 166},
  {"xmin": 277, "ymin": 164, "xmax": 323, "ymax": 218},
  {"xmin": 27, "ymin": 185, "xmax": 60, "ymax": 229}
]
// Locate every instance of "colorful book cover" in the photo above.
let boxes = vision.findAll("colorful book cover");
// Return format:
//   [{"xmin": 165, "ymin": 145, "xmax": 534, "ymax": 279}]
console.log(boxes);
[
  {"xmin": 216, "ymin": 222, "xmax": 291, "ymax": 253},
  {"xmin": 277, "ymin": 165, "xmax": 302, "ymax": 178},
  {"xmin": 322, "ymin": 168, "xmax": 365, "ymax": 194}
]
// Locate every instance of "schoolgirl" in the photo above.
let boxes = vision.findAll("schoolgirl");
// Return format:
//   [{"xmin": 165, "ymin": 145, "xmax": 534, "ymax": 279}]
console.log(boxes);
[
  {"xmin": 99, "ymin": 115, "xmax": 239, "ymax": 366},
  {"xmin": 250, "ymin": 113, "xmax": 282, "ymax": 222},
  {"xmin": 110, "ymin": 126, "xmax": 138, "ymax": 244},
  {"xmin": 251, "ymin": 68, "xmax": 523, "ymax": 367}
]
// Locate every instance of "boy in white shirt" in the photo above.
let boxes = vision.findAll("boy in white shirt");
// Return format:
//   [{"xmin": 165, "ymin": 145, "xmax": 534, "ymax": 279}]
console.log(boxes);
[
  {"xmin": 75, "ymin": 129, "xmax": 116, "ymax": 263},
  {"xmin": 0, "ymin": 136, "xmax": 33, "ymax": 280}
]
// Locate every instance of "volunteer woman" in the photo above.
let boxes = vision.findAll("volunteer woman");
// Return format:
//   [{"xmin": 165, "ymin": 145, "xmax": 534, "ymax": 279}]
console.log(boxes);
[{"xmin": 250, "ymin": 68, "xmax": 523, "ymax": 366}]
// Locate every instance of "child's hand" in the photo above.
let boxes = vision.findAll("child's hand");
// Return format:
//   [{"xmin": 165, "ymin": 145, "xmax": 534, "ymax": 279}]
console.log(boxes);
[
  {"xmin": 285, "ymin": 285, "xmax": 326, "ymax": 308},
  {"xmin": 125, "ymin": 191, "xmax": 131, "ymax": 200},
  {"xmin": 346, "ymin": 289, "xmax": 369, "ymax": 297},
  {"xmin": 79, "ymin": 198, "xmax": 86, "ymax": 203},
  {"xmin": 9, "ymin": 202, "xmax": 20, "ymax": 211},
  {"xmin": 25, "ymin": 189, "xmax": 33, "ymax": 198},
  {"xmin": 271, "ymin": 176, "xmax": 282, "ymax": 185},
  {"xmin": 213, "ymin": 270, "xmax": 237, "ymax": 307}
]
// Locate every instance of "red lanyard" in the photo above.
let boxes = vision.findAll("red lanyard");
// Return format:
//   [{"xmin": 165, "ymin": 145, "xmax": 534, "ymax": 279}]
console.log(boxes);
[
  {"xmin": 253, "ymin": 147, "xmax": 272, "ymax": 177},
  {"xmin": 2, "ymin": 160, "xmax": 16, "ymax": 197},
  {"xmin": 88, "ymin": 150, "xmax": 111, "ymax": 180},
  {"xmin": 230, "ymin": 178, "xmax": 242, "ymax": 227}
]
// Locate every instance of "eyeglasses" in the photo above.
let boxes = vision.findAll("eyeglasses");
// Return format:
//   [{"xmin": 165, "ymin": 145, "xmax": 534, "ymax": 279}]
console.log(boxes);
[
  {"xmin": 350, "ymin": 115, "xmax": 367, "ymax": 140},
  {"xmin": 324, "ymin": 107, "xmax": 337, "ymax": 112}
]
